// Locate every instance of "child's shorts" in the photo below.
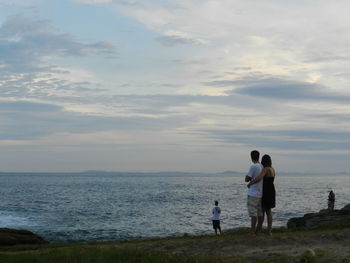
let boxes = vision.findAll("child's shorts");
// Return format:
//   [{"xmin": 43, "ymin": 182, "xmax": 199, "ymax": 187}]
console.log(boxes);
[{"xmin": 212, "ymin": 220, "xmax": 220, "ymax": 229}]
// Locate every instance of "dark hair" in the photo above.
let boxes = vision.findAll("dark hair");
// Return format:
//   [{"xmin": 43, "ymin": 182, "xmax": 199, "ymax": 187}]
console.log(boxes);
[
  {"xmin": 250, "ymin": 150, "xmax": 260, "ymax": 161},
  {"xmin": 215, "ymin": 200, "xmax": 218, "ymax": 205},
  {"xmin": 261, "ymin": 154, "xmax": 272, "ymax": 168}
]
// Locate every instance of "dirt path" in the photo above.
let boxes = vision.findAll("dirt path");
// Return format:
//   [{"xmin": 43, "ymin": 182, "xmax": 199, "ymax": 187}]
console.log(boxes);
[{"xmin": 118, "ymin": 229, "xmax": 350, "ymax": 262}]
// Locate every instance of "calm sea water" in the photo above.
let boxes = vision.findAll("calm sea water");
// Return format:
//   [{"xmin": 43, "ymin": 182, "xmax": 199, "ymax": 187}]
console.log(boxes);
[{"xmin": 0, "ymin": 172, "xmax": 348, "ymax": 242}]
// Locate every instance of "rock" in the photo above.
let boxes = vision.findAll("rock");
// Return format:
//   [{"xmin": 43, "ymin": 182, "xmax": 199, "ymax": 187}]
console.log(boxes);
[
  {"xmin": 287, "ymin": 204, "xmax": 350, "ymax": 229},
  {"xmin": 341, "ymin": 204, "xmax": 350, "ymax": 211},
  {"xmin": 0, "ymin": 228, "xmax": 47, "ymax": 246}
]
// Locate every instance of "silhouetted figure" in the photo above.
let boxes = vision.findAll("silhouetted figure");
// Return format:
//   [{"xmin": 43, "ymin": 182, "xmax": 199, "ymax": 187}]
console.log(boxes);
[
  {"xmin": 328, "ymin": 190, "xmax": 335, "ymax": 211},
  {"xmin": 211, "ymin": 200, "xmax": 221, "ymax": 235}
]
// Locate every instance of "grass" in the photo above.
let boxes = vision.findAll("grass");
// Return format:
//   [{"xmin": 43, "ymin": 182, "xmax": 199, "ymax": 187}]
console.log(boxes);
[
  {"xmin": 0, "ymin": 246, "xmax": 250, "ymax": 263},
  {"xmin": 1, "ymin": 217, "xmax": 350, "ymax": 263},
  {"xmin": 0, "ymin": 248, "xmax": 300, "ymax": 263},
  {"xmin": 0, "ymin": 233, "xmax": 296, "ymax": 263}
]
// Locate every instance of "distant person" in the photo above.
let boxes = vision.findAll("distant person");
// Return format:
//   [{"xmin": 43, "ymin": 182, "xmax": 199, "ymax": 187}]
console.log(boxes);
[
  {"xmin": 248, "ymin": 154, "xmax": 276, "ymax": 235},
  {"xmin": 211, "ymin": 200, "xmax": 221, "ymax": 235},
  {"xmin": 245, "ymin": 150, "xmax": 263, "ymax": 236},
  {"xmin": 328, "ymin": 190, "xmax": 335, "ymax": 211}
]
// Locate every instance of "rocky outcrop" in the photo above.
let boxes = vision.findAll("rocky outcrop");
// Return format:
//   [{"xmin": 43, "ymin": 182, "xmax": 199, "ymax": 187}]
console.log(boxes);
[
  {"xmin": 0, "ymin": 228, "xmax": 47, "ymax": 246},
  {"xmin": 287, "ymin": 204, "xmax": 350, "ymax": 229}
]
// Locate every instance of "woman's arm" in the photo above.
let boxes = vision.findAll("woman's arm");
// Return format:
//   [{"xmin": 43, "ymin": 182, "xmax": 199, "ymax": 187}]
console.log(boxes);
[
  {"xmin": 245, "ymin": 165, "xmax": 254, "ymax": 182},
  {"xmin": 247, "ymin": 168, "xmax": 266, "ymax": 187}
]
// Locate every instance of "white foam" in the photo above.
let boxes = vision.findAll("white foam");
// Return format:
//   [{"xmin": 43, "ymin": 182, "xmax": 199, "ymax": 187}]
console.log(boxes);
[{"xmin": 0, "ymin": 212, "xmax": 37, "ymax": 228}]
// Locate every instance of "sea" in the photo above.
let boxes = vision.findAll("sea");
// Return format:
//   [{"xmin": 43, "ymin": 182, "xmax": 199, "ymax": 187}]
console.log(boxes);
[{"xmin": 0, "ymin": 172, "xmax": 348, "ymax": 243}]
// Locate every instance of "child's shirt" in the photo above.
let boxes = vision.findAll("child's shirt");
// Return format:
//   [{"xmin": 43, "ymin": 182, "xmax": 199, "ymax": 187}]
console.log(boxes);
[{"xmin": 211, "ymin": 205, "xmax": 221, "ymax": 220}]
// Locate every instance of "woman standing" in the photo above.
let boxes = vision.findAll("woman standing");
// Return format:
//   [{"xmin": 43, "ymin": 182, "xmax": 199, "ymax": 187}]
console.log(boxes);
[{"xmin": 248, "ymin": 154, "xmax": 276, "ymax": 235}]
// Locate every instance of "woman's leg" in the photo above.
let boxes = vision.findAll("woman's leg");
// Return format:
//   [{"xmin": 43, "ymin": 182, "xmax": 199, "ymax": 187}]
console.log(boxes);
[{"xmin": 266, "ymin": 208, "xmax": 273, "ymax": 234}]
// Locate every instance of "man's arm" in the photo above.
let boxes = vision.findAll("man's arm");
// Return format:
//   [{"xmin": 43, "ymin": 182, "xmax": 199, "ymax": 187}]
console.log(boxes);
[{"xmin": 245, "ymin": 175, "xmax": 251, "ymax": 182}]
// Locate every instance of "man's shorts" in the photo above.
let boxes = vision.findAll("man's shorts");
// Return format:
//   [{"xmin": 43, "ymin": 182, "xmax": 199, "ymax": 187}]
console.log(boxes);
[
  {"xmin": 212, "ymin": 220, "xmax": 220, "ymax": 229},
  {"xmin": 247, "ymin": 195, "xmax": 263, "ymax": 217}
]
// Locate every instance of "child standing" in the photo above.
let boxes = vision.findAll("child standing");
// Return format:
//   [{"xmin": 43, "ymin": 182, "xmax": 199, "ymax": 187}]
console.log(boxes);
[{"xmin": 212, "ymin": 200, "xmax": 221, "ymax": 235}]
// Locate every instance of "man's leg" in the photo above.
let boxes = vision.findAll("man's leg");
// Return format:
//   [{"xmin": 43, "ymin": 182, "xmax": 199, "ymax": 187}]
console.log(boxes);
[
  {"xmin": 250, "ymin": 216, "xmax": 257, "ymax": 236},
  {"xmin": 256, "ymin": 199, "xmax": 263, "ymax": 234},
  {"xmin": 256, "ymin": 216, "xmax": 264, "ymax": 233}
]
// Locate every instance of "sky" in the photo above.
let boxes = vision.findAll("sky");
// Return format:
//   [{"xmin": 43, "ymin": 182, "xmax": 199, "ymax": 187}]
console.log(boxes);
[{"xmin": 1, "ymin": 0, "xmax": 350, "ymax": 173}]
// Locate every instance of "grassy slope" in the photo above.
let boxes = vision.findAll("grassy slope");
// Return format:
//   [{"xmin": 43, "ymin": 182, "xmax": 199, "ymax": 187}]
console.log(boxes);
[{"xmin": 0, "ymin": 217, "xmax": 349, "ymax": 263}]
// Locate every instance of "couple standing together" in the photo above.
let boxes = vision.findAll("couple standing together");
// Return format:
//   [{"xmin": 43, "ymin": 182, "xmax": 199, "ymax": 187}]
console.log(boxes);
[{"xmin": 245, "ymin": 150, "xmax": 276, "ymax": 236}]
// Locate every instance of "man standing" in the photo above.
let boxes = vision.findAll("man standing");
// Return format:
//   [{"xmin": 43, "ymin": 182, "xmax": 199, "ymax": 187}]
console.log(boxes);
[
  {"xmin": 245, "ymin": 150, "xmax": 263, "ymax": 236},
  {"xmin": 328, "ymin": 190, "xmax": 335, "ymax": 211}
]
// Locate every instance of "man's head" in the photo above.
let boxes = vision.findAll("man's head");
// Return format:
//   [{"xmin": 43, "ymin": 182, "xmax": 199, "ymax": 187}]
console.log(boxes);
[
  {"xmin": 250, "ymin": 150, "xmax": 260, "ymax": 162},
  {"xmin": 215, "ymin": 200, "xmax": 218, "ymax": 206}
]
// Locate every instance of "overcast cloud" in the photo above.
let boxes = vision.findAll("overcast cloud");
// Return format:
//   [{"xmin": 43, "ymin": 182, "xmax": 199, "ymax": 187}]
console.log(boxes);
[{"xmin": 1, "ymin": 0, "xmax": 350, "ymax": 172}]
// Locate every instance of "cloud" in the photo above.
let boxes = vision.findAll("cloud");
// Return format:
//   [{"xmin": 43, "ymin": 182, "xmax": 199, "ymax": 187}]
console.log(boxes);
[
  {"xmin": 2, "ymin": 0, "xmax": 350, "ymax": 172},
  {"xmin": 0, "ymin": 14, "xmax": 117, "ymax": 73},
  {"xmin": 233, "ymin": 78, "xmax": 323, "ymax": 100},
  {"xmin": 74, "ymin": 0, "xmax": 112, "ymax": 4},
  {"xmin": 233, "ymin": 78, "xmax": 350, "ymax": 103},
  {"xmin": 0, "ymin": 91, "xmax": 277, "ymax": 141},
  {"xmin": 113, "ymin": 0, "xmax": 350, "ymax": 91},
  {"xmin": 0, "ymin": 14, "xmax": 118, "ymax": 108},
  {"xmin": 0, "ymin": 66, "xmax": 106, "ymax": 103},
  {"xmin": 204, "ymin": 76, "xmax": 350, "ymax": 103},
  {"xmin": 66, "ymin": 0, "xmax": 350, "ymax": 98},
  {"xmin": 0, "ymin": 100, "xmax": 60, "ymax": 111},
  {"xmin": 0, "ymin": 0, "xmax": 38, "ymax": 7},
  {"xmin": 202, "ymin": 128, "xmax": 350, "ymax": 151},
  {"xmin": 157, "ymin": 30, "xmax": 207, "ymax": 46},
  {"xmin": 0, "ymin": 100, "xmax": 196, "ymax": 140}
]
